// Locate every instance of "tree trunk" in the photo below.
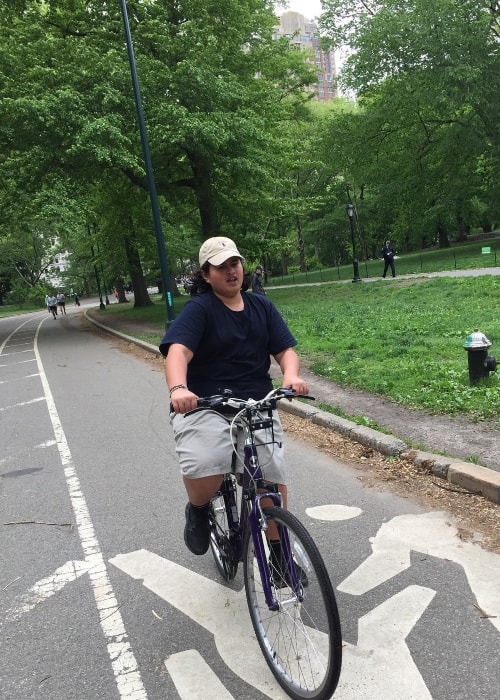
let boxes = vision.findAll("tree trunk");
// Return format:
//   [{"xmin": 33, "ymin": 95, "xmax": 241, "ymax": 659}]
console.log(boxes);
[
  {"xmin": 123, "ymin": 231, "xmax": 153, "ymax": 308},
  {"xmin": 437, "ymin": 222, "xmax": 450, "ymax": 248},
  {"xmin": 296, "ymin": 215, "xmax": 306, "ymax": 272},
  {"xmin": 456, "ymin": 209, "xmax": 467, "ymax": 242},
  {"xmin": 114, "ymin": 276, "xmax": 128, "ymax": 303},
  {"xmin": 187, "ymin": 149, "xmax": 219, "ymax": 237}
]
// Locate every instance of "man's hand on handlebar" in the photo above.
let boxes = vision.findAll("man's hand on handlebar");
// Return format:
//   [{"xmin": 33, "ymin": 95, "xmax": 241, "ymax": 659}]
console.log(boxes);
[
  {"xmin": 281, "ymin": 375, "xmax": 309, "ymax": 398},
  {"xmin": 170, "ymin": 387, "xmax": 199, "ymax": 414}
]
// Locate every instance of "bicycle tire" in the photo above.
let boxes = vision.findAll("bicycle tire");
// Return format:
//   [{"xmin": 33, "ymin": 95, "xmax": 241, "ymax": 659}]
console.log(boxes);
[
  {"xmin": 209, "ymin": 483, "xmax": 239, "ymax": 582},
  {"xmin": 243, "ymin": 506, "xmax": 342, "ymax": 700}
]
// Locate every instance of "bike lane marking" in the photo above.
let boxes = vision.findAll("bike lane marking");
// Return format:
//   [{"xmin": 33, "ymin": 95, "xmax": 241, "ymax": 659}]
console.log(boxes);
[
  {"xmin": 0, "ymin": 396, "xmax": 45, "ymax": 412},
  {"xmin": 110, "ymin": 550, "xmax": 288, "ymax": 699},
  {"xmin": 166, "ymin": 650, "xmax": 235, "ymax": 699},
  {"xmin": 31, "ymin": 318, "xmax": 148, "ymax": 699},
  {"xmin": 5, "ymin": 561, "xmax": 91, "ymax": 621},
  {"xmin": 110, "ymin": 549, "xmax": 435, "ymax": 699},
  {"xmin": 333, "ymin": 511, "xmax": 500, "ymax": 634}
]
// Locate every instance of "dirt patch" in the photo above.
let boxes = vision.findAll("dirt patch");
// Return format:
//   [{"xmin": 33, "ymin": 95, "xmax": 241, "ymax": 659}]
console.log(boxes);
[{"xmin": 280, "ymin": 411, "xmax": 500, "ymax": 553}]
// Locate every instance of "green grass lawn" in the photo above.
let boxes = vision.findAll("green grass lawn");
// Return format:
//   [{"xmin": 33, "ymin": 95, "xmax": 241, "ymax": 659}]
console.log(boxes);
[
  {"xmin": 269, "ymin": 276, "xmax": 500, "ymax": 421},
  {"xmin": 95, "ymin": 275, "xmax": 500, "ymax": 423}
]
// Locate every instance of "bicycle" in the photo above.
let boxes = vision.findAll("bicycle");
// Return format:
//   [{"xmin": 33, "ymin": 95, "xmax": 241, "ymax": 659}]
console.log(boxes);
[{"xmin": 188, "ymin": 387, "xmax": 342, "ymax": 700}]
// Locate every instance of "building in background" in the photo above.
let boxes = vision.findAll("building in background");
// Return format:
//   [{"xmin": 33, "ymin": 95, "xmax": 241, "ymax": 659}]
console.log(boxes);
[{"xmin": 275, "ymin": 11, "xmax": 337, "ymax": 101}]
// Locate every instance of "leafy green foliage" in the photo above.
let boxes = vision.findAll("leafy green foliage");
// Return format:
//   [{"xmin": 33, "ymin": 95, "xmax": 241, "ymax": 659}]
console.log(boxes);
[{"xmin": 317, "ymin": 0, "xmax": 500, "ymax": 255}]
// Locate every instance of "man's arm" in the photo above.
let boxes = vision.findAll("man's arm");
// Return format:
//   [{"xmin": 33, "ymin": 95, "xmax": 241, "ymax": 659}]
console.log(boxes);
[
  {"xmin": 164, "ymin": 343, "xmax": 198, "ymax": 413},
  {"xmin": 274, "ymin": 347, "xmax": 309, "ymax": 395}
]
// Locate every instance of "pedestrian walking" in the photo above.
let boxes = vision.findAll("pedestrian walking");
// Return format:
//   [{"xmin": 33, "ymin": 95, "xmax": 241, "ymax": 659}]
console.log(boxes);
[
  {"xmin": 47, "ymin": 294, "xmax": 58, "ymax": 319},
  {"xmin": 251, "ymin": 265, "xmax": 266, "ymax": 295},
  {"xmin": 381, "ymin": 240, "xmax": 396, "ymax": 278},
  {"xmin": 57, "ymin": 292, "xmax": 67, "ymax": 315}
]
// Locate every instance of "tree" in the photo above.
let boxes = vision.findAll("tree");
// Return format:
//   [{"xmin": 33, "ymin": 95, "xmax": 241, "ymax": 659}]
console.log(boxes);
[
  {"xmin": 0, "ymin": 0, "xmax": 318, "ymax": 294},
  {"xmin": 319, "ymin": 0, "xmax": 500, "ymax": 245}
]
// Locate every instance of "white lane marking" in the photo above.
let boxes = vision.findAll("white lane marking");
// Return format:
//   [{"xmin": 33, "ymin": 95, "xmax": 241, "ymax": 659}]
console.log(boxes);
[
  {"xmin": 33, "ymin": 319, "xmax": 147, "ymax": 699},
  {"xmin": 0, "ymin": 440, "xmax": 57, "ymax": 466},
  {"xmin": 0, "ymin": 396, "xmax": 45, "ymax": 412},
  {"xmin": 338, "ymin": 511, "xmax": 500, "ymax": 633},
  {"xmin": 0, "ymin": 317, "xmax": 35, "ymax": 354},
  {"xmin": 2, "ymin": 342, "xmax": 33, "ymax": 348},
  {"xmin": 34, "ymin": 439, "xmax": 58, "ymax": 448},
  {"xmin": 165, "ymin": 650, "xmax": 235, "ymax": 699},
  {"xmin": 110, "ymin": 550, "xmax": 289, "ymax": 700},
  {"xmin": 111, "ymin": 550, "xmax": 434, "ymax": 699},
  {"xmin": 0, "ymin": 373, "xmax": 40, "ymax": 385},
  {"xmin": 336, "ymin": 585, "xmax": 435, "ymax": 699},
  {"xmin": 5, "ymin": 560, "xmax": 91, "ymax": 621},
  {"xmin": 1, "ymin": 348, "xmax": 34, "ymax": 356},
  {"xmin": 0, "ymin": 358, "xmax": 37, "ymax": 367},
  {"xmin": 306, "ymin": 504, "xmax": 362, "ymax": 520}
]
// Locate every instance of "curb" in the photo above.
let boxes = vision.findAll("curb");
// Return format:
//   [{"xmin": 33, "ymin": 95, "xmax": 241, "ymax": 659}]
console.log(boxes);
[{"xmin": 85, "ymin": 310, "xmax": 500, "ymax": 506}]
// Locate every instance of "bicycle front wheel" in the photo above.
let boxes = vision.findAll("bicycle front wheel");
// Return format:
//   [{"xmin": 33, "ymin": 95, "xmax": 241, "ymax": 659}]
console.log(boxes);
[{"xmin": 243, "ymin": 506, "xmax": 342, "ymax": 700}]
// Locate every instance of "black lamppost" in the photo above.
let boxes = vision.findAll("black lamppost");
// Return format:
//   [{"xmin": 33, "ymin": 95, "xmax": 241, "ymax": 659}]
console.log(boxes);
[
  {"xmin": 346, "ymin": 203, "xmax": 362, "ymax": 283},
  {"xmin": 119, "ymin": 0, "xmax": 175, "ymax": 328}
]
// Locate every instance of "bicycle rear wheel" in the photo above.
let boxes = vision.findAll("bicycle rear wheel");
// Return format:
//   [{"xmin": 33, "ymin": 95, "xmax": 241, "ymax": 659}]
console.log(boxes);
[
  {"xmin": 209, "ymin": 477, "xmax": 239, "ymax": 582},
  {"xmin": 243, "ymin": 506, "xmax": 342, "ymax": 700}
]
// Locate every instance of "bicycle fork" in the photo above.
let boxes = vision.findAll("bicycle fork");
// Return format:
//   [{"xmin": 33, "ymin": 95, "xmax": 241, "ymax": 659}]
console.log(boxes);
[{"xmin": 248, "ymin": 494, "xmax": 302, "ymax": 610}]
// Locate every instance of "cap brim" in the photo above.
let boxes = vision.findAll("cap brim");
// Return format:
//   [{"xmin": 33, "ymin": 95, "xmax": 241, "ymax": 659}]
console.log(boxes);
[{"xmin": 207, "ymin": 250, "xmax": 243, "ymax": 266}]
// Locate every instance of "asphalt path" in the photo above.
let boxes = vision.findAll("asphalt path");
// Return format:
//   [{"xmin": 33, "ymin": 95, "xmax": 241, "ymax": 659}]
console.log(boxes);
[{"xmin": 1, "ymin": 306, "xmax": 500, "ymax": 699}]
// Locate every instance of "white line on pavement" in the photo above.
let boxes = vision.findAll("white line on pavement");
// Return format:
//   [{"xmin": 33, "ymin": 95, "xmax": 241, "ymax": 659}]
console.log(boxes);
[
  {"xmin": 33, "ymin": 317, "xmax": 148, "ymax": 700},
  {"xmin": 165, "ymin": 650, "xmax": 235, "ymax": 700}
]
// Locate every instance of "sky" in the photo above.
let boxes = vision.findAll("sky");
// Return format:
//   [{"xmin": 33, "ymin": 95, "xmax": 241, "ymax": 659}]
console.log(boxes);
[{"xmin": 278, "ymin": 1, "xmax": 323, "ymax": 21}]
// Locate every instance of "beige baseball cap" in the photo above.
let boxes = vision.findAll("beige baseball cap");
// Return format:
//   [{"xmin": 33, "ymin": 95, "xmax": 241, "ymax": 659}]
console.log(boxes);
[{"xmin": 199, "ymin": 236, "xmax": 243, "ymax": 267}]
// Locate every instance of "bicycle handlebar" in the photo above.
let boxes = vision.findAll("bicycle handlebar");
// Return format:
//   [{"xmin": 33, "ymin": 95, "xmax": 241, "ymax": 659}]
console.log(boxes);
[{"xmin": 193, "ymin": 387, "xmax": 315, "ymax": 412}]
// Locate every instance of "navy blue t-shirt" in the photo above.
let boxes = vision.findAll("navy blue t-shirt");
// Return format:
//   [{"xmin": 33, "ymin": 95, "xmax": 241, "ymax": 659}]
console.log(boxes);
[{"xmin": 159, "ymin": 290, "xmax": 296, "ymax": 399}]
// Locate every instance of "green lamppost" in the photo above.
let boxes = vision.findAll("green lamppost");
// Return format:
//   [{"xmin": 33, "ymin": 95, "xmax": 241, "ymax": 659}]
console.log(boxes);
[{"xmin": 119, "ymin": 0, "xmax": 175, "ymax": 327}]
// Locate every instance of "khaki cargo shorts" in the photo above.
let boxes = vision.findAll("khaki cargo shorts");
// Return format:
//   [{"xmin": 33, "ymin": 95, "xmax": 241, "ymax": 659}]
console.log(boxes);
[{"xmin": 170, "ymin": 409, "xmax": 287, "ymax": 483}]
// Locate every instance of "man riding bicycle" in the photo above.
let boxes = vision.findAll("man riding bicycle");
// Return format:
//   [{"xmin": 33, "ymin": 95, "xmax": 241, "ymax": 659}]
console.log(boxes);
[{"xmin": 159, "ymin": 236, "xmax": 309, "ymax": 560}]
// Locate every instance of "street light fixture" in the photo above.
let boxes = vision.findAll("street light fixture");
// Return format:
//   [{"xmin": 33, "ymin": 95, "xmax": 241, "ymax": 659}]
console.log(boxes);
[{"xmin": 346, "ymin": 203, "xmax": 362, "ymax": 283}]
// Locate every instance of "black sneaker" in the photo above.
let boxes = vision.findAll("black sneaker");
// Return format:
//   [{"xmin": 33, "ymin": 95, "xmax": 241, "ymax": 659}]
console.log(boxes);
[{"xmin": 184, "ymin": 502, "xmax": 210, "ymax": 555}]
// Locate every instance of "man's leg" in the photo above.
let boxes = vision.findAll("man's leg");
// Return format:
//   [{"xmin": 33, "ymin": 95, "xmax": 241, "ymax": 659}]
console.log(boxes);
[
  {"xmin": 183, "ymin": 474, "xmax": 223, "ymax": 506},
  {"xmin": 183, "ymin": 475, "xmax": 223, "ymax": 555}
]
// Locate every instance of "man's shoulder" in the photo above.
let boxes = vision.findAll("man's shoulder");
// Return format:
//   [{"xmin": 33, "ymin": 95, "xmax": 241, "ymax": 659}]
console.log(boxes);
[{"xmin": 244, "ymin": 291, "xmax": 273, "ymax": 310}]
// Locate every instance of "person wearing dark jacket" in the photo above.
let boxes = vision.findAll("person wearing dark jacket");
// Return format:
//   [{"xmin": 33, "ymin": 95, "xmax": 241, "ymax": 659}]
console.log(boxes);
[
  {"xmin": 381, "ymin": 240, "xmax": 396, "ymax": 278},
  {"xmin": 251, "ymin": 265, "xmax": 266, "ymax": 294}
]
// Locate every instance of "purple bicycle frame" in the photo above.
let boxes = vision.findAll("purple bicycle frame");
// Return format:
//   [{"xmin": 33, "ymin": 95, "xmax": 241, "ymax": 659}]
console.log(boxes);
[{"xmin": 240, "ymin": 443, "xmax": 300, "ymax": 609}]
